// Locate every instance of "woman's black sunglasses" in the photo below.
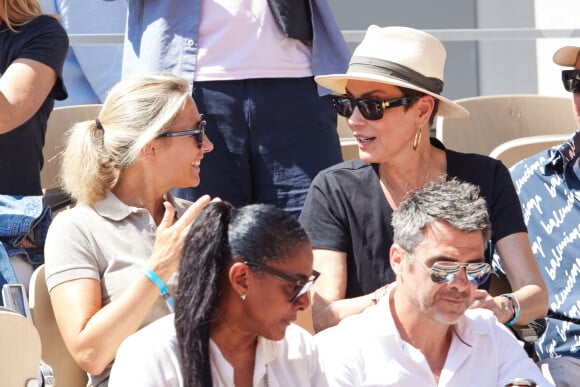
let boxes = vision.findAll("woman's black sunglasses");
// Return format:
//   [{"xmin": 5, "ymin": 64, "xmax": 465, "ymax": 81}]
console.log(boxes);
[
  {"xmin": 244, "ymin": 261, "xmax": 320, "ymax": 303},
  {"xmin": 562, "ymin": 69, "xmax": 580, "ymax": 93},
  {"xmin": 156, "ymin": 115, "xmax": 206, "ymax": 148},
  {"xmin": 330, "ymin": 95, "xmax": 418, "ymax": 121}
]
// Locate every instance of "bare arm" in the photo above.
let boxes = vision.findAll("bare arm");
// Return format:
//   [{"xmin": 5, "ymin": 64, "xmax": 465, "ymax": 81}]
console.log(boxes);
[
  {"xmin": 471, "ymin": 232, "xmax": 548, "ymax": 324},
  {"xmin": 0, "ymin": 59, "xmax": 57, "ymax": 134},
  {"xmin": 50, "ymin": 196, "xmax": 211, "ymax": 375},
  {"xmin": 311, "ymin": 248, "xmax": 387, "ymax": 333}
]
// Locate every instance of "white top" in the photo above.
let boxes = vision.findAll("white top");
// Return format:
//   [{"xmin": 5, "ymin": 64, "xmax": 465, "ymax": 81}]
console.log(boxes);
[
  {"xmin": 195, "ymin": 0, "xmax": 312, "ymax": 81},
  {"xmin": 109, "ymin": 314, "xmax": 326, "ymax": 387},
  {"xmin": 315, "ymin": 285, "xmax": 553, "ymax": 387}
]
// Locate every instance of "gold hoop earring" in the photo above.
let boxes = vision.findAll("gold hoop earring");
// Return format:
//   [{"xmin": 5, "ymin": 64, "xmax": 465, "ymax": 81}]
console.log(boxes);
[{"xmin": 413, "ymin": 126, "xmax": 422, "ymax": 151}]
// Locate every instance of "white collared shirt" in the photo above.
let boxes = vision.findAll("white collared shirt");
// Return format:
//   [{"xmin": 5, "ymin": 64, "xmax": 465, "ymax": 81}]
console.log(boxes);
[{"xmin": 315, "ymin": 285, "xmax": 552, "ymax": 387}]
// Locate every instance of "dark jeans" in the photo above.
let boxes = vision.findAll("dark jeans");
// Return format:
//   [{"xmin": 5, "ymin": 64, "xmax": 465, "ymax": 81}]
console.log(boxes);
[{"xmin": 174, "ymin": 77, "xmax": 342, "ymax": 217}]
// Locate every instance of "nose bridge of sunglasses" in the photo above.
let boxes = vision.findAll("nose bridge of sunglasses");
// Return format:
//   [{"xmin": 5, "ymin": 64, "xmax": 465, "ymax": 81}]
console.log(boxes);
[{"xmin": 443, "ymin": 267, "xmax": 474, "ymax": 286}]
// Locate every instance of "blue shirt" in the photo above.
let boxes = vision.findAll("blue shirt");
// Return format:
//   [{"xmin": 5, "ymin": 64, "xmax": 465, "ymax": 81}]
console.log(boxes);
[
  {"xmin": 510, "ymin": 129, "xmax": 580, "ymax": 360},
  {"xmin": 121, "ymin": 0, "xmax": 350, "ymax": 95},
  {"xmin": 38, "ymin": 0, "xmax": 126, "ymax": 105}
]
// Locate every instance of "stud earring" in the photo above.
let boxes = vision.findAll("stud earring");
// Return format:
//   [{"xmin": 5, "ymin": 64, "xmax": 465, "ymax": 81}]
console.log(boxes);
[{"xmin": 240, "ymin": 293, "xmax": 246, "ymax": 301}]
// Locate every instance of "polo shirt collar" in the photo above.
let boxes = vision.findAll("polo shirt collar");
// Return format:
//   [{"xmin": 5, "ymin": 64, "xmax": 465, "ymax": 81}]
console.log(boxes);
[{"xmin": 93, "ymin": 191, "xmax": 177, "ymax": 221}]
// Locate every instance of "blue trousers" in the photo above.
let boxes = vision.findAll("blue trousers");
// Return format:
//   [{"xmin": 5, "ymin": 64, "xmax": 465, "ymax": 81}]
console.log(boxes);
[{"xmin": 174, "ymin": 77, "xmax": 342, "ymax": 217}]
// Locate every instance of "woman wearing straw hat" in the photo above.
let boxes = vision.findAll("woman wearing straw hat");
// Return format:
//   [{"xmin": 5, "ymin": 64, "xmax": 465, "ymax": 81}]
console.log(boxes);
[{"xmin": 299, "ymin": 25, "xmax": 548, "ymax": 333}]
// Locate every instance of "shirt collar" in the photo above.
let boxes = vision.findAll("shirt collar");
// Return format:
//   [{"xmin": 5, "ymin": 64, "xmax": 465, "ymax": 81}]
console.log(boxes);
[
  {"xmin": 254, "ymin": 334, "xmax": 279, "ymax": 378},
  {"xmin": 380, "ymin": 283, "xmax": 489, "ymax": 346},
  {"xmin": 209, "ymin": 334, "xmax": 280, "ymax": 386},
  {"xmin": 544, "ymin": 129, "xmax": 580, "ymax": 175},
  {"xmin": 92, "ymin": 191, "xmax": 178, "ymax": 221}
]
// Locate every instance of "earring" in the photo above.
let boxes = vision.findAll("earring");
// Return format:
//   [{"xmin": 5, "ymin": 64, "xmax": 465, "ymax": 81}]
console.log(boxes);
[
  {"xmin": 240, "ymin": 293, "xmax": 246, "ymax": 301},
  {"xmin": 413, "ymin": 126, "xmax": 422, "ymax": 150}
]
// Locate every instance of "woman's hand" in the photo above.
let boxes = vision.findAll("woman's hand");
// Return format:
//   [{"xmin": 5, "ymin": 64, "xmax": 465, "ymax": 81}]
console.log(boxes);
[
  {"xmin": 147, "ymin": 195, "xmax": 212, "ymax": 280},
  {"xmin": 470, "ymin": 289, "xmax": 514, "ymax": 323}
]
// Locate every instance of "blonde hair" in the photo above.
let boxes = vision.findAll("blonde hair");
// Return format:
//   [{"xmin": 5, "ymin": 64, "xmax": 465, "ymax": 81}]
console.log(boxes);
[
  {"xmin": 60, "ymin": 72, "xmax": 191, "ymax": 206},
  {"xmin": 0, "ymin": 0, "xmax": 46, "ymax": 31}
]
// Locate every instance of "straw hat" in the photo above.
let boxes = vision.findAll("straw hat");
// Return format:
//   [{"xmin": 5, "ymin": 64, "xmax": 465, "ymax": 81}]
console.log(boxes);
[
  {"xmin": 553, "ymin": 46, "xmax": 580, "ymax": 67},
  {"xmin": 315, "ymin": 25, "xmax": 469, "ymax": 118}
]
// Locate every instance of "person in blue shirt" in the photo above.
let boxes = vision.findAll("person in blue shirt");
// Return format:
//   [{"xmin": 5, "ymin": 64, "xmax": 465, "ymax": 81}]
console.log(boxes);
[
  {"xmin": 118, "ymin": 0, "xmax": 351, "ymax": 218},
  {"xmin": 38, "ymin": 0, "xmax": 126, "ymax": 105},
  {"xmin": 508, "ymin": 44, "xmax": 580, "ymax": 387}
]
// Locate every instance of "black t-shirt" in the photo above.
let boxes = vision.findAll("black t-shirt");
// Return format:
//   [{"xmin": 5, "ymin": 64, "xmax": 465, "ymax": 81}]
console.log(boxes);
[
  {"xmin": 0, "ymin": 15, "xmax": 68, "ymax": 195},
  {"xmin": 299, "ymin": 138, "xmax": 526, "ymax": 298}
]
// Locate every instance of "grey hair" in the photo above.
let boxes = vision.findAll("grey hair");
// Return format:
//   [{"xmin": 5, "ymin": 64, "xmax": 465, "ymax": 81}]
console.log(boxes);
[
  {"xmin": 391, "ymin": 179, "xmax": 491, "ymax": 254},
  {"xmin": 59, "ymin": 72, "xmax": 190, "ymax": 206}
]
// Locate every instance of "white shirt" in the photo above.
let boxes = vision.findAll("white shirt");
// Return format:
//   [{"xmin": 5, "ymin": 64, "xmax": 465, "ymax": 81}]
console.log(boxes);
[
  {"xmin": 109, "ymin": 314, "xmax": 327, "ymax": 387},
  {"xmin": 315, "ymin": 285, "xmax": 553, "ymax": 387},
  {"xmin": 195, "ymin": 0, "xmax": 312, "ymax": 81}
]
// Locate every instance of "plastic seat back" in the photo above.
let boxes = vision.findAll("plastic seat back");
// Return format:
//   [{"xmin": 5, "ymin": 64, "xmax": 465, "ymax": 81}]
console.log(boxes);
[{"xmin": 29, "ymin": 265, "xmax": 88, "ymax": 387}]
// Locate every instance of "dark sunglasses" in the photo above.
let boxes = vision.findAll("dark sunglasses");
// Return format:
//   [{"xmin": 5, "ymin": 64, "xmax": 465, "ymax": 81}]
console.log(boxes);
[
  {"xmin": 156, "ymin": 115, "xmax": 206, "ymax": 148},
  {"xmin": 244, "ymin": 261, "xmax": 321, "ymax": 303},
  {"xmin": 415, "ymin": 258, "xmax": 492, "ymax": 287},
  {"xmin": 562, "ymin": 69, "xmax": 580, "ymax": 93},
  {"xmin": 330, "ymin": 95, "xmax": 418, "ymax": 120}
]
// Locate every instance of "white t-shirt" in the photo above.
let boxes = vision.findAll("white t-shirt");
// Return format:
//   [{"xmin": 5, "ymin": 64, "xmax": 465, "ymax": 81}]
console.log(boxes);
[
  {"xmin": 109, "ymin": 314, "xmax": 327, "ymax": 386},
  {"xmin": 315, "ymin": 285, "xmax": 553, "ymax": 387},
  {"xmin": 195, "ymin": 0, "xmax": 312, "ymax": 81}
]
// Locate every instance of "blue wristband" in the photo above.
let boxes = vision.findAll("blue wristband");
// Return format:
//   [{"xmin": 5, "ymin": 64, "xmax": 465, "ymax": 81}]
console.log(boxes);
[
  {"xmin": 502, "ymin": 293, "xmax": 521, "ymax": 327},
  {"xmin": 141, "ymin": 268, "xmax": 174, "ymax": 312}
]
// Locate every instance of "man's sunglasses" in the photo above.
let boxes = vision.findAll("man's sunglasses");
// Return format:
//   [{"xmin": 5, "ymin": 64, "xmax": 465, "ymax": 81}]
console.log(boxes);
[
  {"xmin": 330, "ymin": 95, "xmax": 418, "ymax": 121},
  {"xmin": 415, "ymin": 258, "xmax": 492, "ymax": 287},
  {"xmin": 244, "ymin": 261, "xmax": 321, "ymax": 303},
  {"xmin": 156, "ymin": 115, "xmax": 206, "ymax": 149},
  {"xmin": 562, "ymin": 69, "xmax": 580, "ymax": 93}
]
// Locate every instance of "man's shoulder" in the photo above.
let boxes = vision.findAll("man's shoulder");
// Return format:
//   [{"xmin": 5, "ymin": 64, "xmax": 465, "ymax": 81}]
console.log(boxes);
[
  {"xmin": 461, "ymin": 308, "xmax": 507, "ymax": 337},
  {"xmin": 510, "ymin": 149, "xmax": 550, "ymax": 177},
  {"xmin": 509, "ymin": 149, "xmax": 556, "ymax": 199},
  {"xmin": 315, "ymin": 302, "xmax": 388, "ymax": 345}
]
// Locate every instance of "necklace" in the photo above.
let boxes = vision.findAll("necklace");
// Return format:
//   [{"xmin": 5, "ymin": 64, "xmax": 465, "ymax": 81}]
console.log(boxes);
[{"xmin": 380, "ymin": 154, "xmax": 433, "ymax": 201}]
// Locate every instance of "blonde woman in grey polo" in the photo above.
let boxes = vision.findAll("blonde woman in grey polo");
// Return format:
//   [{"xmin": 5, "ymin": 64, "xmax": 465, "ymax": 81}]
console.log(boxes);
[{"xmin": 44, "ymin": 73, "xmax": 214, "ymax": 387}]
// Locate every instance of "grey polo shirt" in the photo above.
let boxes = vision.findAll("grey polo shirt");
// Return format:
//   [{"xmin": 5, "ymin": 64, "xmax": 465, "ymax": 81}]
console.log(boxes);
[{"xmin": 45, "ymin": 191, "xmax": 191, "ymax": 327}]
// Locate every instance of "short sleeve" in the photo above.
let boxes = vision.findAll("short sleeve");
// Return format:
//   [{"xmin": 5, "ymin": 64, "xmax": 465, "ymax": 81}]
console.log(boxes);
[
  {"xmin": 44, "ymin": 209, "xmax": 101, "ymax": 291},
  {"xmin": 486, "ymin": 160, "xmax": 527, "ymax": 243},
  {"xmin": 18, "ymin": 16, "xmax": 69, "ymax": 100},
  {"xmin": 299, "ymin": 170, "xmax": 351, "ymax": 252}
]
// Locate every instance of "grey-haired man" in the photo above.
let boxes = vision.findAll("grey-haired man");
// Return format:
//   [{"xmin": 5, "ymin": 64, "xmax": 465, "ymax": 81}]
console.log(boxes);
[{"xmin": 315, "ymin": 180, "xmax": 552, "ymax": 386}]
